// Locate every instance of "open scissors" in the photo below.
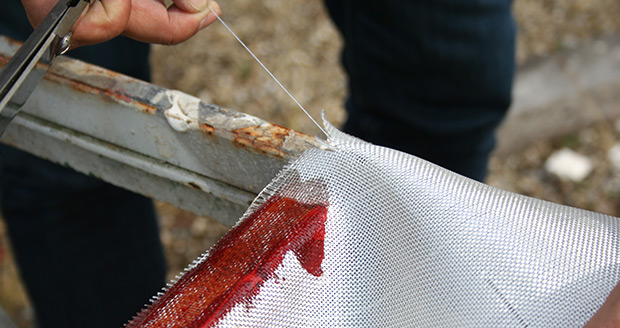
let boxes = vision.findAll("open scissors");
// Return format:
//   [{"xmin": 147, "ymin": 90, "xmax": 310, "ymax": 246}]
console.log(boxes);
[{"xmin": 0, "ymin": 0, "xmax": 93, "ymax": 136}]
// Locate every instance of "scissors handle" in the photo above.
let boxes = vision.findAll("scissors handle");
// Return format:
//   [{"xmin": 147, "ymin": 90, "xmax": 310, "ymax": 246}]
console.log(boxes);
[{"xmin": 0, "ymin": 0, "xmax": 92, "ymax": 136}]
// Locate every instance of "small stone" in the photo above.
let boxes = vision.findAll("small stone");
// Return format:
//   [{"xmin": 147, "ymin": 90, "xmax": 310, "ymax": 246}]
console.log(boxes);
[
  {"xmin": 190, "ymin": 217, "xmax": 209, "ymax": 237},
  {"xmin": 608, "ymin": 143, "xmax": 620, "ymax": 172},
  {"xmin": 544, "ymin": 148, "xmax": 593, "ymax": 182}
]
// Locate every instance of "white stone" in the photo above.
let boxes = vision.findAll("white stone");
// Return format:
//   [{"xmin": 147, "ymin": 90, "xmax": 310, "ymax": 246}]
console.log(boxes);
[
  {"xmin": 544, "ymin": 148, "xmax": 593, "ymax": 182},
  {"xmin": 608, "ymin": 143, "xmax": 620, "ymax": 172}
]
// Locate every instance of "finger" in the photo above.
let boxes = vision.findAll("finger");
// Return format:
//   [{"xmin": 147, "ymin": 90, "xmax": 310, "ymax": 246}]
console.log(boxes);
[
  {"xmin": 200, "ymin": 0, "xmax": 222, "ymax": 29},
  {"xmin": 70, "ymin": 0, "xmax": 131, "ymax": 48},
  {"xmin": 123, "ymin": 0, "xmax": 221, "ymax": 45},
  {"xmin": 20, "ymin": 0, "xmax": 62, "ymax": 27},
  {"xmin": 584, "ymin": 282, "xmax": 620, "ymax": 327}
]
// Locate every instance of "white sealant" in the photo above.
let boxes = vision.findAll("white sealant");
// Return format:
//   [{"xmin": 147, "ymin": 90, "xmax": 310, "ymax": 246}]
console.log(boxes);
[{"xmin": 163, "ymin": 90, "xmax": 201, "ymax": 132}]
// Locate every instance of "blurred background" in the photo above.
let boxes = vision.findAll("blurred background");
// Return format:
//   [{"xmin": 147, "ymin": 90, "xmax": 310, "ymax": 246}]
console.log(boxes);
[{"xmin": 2, "ymin": 0, "xmax": 620, "ymax": 326}]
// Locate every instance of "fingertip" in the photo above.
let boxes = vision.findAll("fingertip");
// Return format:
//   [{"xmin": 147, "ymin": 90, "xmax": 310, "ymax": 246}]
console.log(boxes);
[
  {"xmin": 200, "ymin": 1, "xmax": 221, "ymax": 29},
  {"xmin": 207, "ymin": 0, "xmax": 222, "ymax": 16},
  {"xmin": 122, "ymin": 0, "xmax": 222, "ymax": 45}
]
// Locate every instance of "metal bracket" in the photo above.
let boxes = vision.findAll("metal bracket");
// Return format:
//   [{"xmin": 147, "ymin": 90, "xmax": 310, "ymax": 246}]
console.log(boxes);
[{"xmin": 0, "ymin": 36, "xmax": 321, "ymax": 225}]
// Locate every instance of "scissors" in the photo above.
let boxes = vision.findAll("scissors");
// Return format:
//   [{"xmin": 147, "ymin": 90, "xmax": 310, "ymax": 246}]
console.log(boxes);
[{"xmin": 0, "ymin": 0, "xmax": 93, "ymax": 136}]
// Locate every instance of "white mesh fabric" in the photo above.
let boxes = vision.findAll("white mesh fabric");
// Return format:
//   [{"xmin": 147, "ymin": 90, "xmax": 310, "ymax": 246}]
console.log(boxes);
[
  {"xmin": 130, "ymin": 122, "xmax": 620, "ymax": 327},
  {"xmin": 217, "ymin": 122, "xmax": 619, "ymax": 327}
]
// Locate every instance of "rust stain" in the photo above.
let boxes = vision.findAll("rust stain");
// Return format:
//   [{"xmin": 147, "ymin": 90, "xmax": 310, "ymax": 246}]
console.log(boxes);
[
  {"xmin": 44, "ymin": 72, "xmax": 158, "ymax": 114},
  {"xmin": 1, "ymin": 45, "xmax": 317, "ymax": 159},
  {"xmin": 187, "ymin": 182, "xmax": 203, "ymax": 191},
  {"xmin": 232, "ymin": 124, "xmax": 290, "ymax": 158},
  {"xmin": 200, "ymin": 123, "xmax": 215, "ymax": 136},
  {"xmin": 0, "ymin": 50, "xmax": 158, "ymax": 115},
  {"xmin": 0, "ymin": 54, "xmax": 10, "ymax": 65}
]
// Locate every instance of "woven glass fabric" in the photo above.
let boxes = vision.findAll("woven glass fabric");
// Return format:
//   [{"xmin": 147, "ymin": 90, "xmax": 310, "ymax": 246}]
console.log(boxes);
[{"xmin": 129, "ymin": 122, "xmax": 620, "ymax": 327}]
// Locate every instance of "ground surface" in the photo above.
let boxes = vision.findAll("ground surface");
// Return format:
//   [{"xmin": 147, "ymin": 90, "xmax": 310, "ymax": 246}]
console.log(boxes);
[{"xmin": 1, "ymin": 0, "xmax": 620, "ymax": 326}]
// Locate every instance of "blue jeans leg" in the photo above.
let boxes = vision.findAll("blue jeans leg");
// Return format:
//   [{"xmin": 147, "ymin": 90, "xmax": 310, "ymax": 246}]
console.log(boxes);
[
  {"xmin": 324, "ymin": 0, "xmax": 516, "ymax": 181},
  {"xmin": 0, "ymin": 146, "xmax": 166, "ymax": 328}
]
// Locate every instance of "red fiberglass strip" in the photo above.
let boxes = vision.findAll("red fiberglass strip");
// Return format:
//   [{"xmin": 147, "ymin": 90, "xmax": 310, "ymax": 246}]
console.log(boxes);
[{"xmin": 127, "ymin": 195, "xmax": 328, "ymax": 328}]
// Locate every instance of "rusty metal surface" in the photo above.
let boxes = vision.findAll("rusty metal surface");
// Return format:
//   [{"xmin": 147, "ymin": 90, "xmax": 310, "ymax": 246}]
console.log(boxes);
[
  {"xmin": 0, "ymin": 35, "xmax": 322, "ymax": 224},
  {"xmin": 3, "ymin": 113, "xmax": 252, "ymax": 225}
]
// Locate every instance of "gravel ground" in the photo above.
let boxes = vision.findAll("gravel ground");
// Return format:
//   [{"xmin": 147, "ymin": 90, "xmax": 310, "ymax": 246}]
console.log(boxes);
[
  {"xmin": 1, "ymin": 0, "xmax": 620, "ymax": 326},
  {"xmin": 488, "ymin": 121, "xmax": 620, "ymax": 217}
]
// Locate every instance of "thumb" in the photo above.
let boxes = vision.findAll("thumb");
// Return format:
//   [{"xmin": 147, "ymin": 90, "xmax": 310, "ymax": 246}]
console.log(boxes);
[{"xmin": 70, "ymin": 0, "xmax": 131, "ymax": 48}]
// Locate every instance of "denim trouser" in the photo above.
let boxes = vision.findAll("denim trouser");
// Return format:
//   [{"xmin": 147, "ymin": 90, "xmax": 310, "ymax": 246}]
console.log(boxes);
[
  {"xmin": 324, "ymin": 0, "xmax": 516, "ymax": 181},
  {"xmin": 0, "ymin": 3, "xmax": 166, "ymax": 327}
]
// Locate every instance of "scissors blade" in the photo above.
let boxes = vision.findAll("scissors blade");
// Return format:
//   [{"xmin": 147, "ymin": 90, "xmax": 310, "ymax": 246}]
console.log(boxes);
[{"xmin": 0, "ymin": 0, "xmax": 91, "ymax": 136}]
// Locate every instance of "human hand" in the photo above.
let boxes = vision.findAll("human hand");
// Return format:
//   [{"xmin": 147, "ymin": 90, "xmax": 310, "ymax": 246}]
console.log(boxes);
[
  {"xmin": 584, "ymin": 282, "xmax": 620, "ymax": 327},
  {"xmin": 20, "ymin": 0, "xmax": 222, "ymax": 48}
]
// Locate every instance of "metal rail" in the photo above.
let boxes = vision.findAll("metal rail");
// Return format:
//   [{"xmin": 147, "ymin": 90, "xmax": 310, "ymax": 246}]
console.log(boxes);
[{"xmin": 0, "ymin": 35, "xmax": 321, "ymax": 226}]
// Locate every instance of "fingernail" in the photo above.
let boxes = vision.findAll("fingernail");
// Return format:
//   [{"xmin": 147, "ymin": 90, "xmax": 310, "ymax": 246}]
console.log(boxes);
[
  {"xmin": 199, "ymin": 1, "xmax": 221, "ymax": 29},
  {"xmin": 206, "ymin": 1, "xmax": 221, "ymax": 15},
  {"xmin": 188, "ymin": 0, "xmax": 208, "ymax": 12}
]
